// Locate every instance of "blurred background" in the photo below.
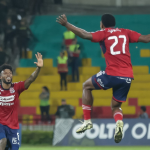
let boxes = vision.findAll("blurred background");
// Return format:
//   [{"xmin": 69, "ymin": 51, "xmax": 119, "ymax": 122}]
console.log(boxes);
[{"xmin": 1, "ymin": 0, "xmax": 150, "ymax": 149}]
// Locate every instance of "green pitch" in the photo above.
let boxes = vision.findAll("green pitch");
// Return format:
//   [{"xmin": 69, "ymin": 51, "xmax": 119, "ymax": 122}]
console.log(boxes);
[{"xmin": 20, "ymin": 146, "xmax": 150, "ymax": 150}]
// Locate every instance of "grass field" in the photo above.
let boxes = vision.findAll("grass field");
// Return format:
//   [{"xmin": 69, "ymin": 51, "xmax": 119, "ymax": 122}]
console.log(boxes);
[{"xmin": 20, "ymin": 146, "xmax": 150, "ymax": 150}]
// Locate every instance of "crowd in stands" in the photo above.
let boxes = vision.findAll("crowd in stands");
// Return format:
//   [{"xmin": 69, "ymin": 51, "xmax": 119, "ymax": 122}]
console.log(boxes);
[{"xmin": 0, "ymin": 0, "xmax": 40, "ymax": 72}]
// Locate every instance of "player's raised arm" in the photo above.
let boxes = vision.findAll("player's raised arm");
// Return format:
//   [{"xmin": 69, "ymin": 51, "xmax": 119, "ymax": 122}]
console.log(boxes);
[
  {"xmin": 138, "ymin": 34, "xmax": 150, "ymax": 43},
  {"xmin": 56, "ymin": 14, "xmax": 92, "ymax": 40},
  {"xmin": 24, "ymin": 52, "xmax": 43, "ymax": 89}
]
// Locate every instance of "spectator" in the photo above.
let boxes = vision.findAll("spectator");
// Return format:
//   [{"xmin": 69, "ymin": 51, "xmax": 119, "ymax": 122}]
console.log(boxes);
[
  {"xmin": 4, "ymin": 17, "xmax": 16, "ymax": 54},
  {"xmin": 16, "ymin": 19, "xmax": 32, "ymax": 58},
  {"xmin": 0, "ymin": 0, "xmax": 8, "ymax": 25},
  {"xmin": 39, "ymin": 86, "xmax": 51, "ymax": 123},
  {"xmin": 11, "ymin": 0, "xmax": 27, "ymax": 17},
  {"xmin": 63, "ymin": 29, "xmax": 76, "ymax": 46},
  {"xmin": 54, "ymin": 0, "xmax": 62, "ymax": 5},
  {"xmin": 0, "ymin": 46, "xmax": 10, "ymax": 66},
  {"xmin": 57, "ymin": 51, "xmax": 68, "ymax": 90},
  {"xmin": 32, "ymin": 0, "xmax": 44, "ymax": 15},
  {"xmin": 138, "ymin": 106, "xmax": 148, "ymax": 119},
  {"xmin": 55, "ymin": 99, "xmax": 75, "ymax": 118},
  {"xmin": 0, "ymin": 24, "xmax": 4, "ymax": 45},
  {"xmin": 68, "ymin": 39, "xmax": 80, "ymax": 82}
]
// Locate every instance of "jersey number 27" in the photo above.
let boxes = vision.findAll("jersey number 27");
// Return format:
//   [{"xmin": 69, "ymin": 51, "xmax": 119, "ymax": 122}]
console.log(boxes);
[{"xmin": 108, "ymin": 35, "xmax": 126, "ymax": 55}]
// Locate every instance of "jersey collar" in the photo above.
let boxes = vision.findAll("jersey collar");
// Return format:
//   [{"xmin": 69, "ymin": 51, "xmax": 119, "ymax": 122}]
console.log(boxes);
[{"xmin": 1, "ymin": 83, "xmax": 12, "ymax": 90}]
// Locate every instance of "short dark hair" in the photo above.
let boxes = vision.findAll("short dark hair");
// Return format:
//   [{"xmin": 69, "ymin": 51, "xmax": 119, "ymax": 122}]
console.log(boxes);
[
  {"xmin": 101, "ymin": 14, "xmax": 116, "ymax": 28},
  {"xmin": 42, "ymin": 86, "xmax": 49, "ymax": 93},
  {"xmin": 141, "ymin": 106, "xmax": 146, "ymax": 112},
  {"xmin": 0, "ymin": 64, "xmax": 13, "ymax": 74},
  {"xmin": 61, "ymin": 99, "xmax": 66, "ymax": 102}
]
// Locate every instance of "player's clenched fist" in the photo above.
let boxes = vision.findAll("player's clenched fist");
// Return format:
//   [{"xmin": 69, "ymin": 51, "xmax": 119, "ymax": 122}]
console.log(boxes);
[{"xmin": 56, "ymin": 14, "xmax": 67, "ymax": 26}]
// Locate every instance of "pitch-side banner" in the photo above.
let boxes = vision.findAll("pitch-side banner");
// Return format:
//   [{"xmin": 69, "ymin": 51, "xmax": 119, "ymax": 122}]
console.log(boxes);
[{"xmin": 53, "ymin": 119, "xmax": 150, "ymax": 146}]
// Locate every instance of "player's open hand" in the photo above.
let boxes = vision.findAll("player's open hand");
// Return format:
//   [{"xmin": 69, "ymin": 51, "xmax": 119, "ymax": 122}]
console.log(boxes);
[
  {"xmin": 34, "ymin": 52, "xmax": 43, "ymax": 68},
  {"xmin": 56, "ymin": 14, "xmax": 67, "ymax": 26}
]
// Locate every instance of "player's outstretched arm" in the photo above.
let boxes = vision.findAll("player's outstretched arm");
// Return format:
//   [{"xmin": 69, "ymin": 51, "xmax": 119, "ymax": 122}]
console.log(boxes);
[
  {"xmin": 56, "ymin": 14, "xmax": 92, "ymax": 40},
  {"xmin": 24, "ymin": 52, "xmax": 43, "ymax": 89},
  {"xmin": 138, "ymin": 35, "xmax": 150, "ymax": 43}
]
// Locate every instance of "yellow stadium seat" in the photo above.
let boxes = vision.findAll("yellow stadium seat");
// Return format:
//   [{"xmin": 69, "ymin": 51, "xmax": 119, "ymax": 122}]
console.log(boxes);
[
  {"xmin": 122, "ymin": 99, "xmax": 129, "ymax": 106},
  {"xmin": 75, "ymin": 107, "xmax": 83, "ymax": 119},
  {"xmin": 43, "ymin": 59, "xmax": 53, "ymax": 67},
  {"xmin": 140, "ymin": 49, "xmax": 150, "ymax": 57},
  {"xmin": 101, "ymin": 51, "xmax": 104, "ymax": 58},
  {"xmin": 22, "ymin": 115, "xmax": 33, "ymax": 124},
  {"xmin": 134, "ymin": 75, "xmax": 150, "ymax": 82},
  {"xmin": 128, "ymin": 90, "xmax": 150, "ymax": 98},
  {"xmin": 22, "ymin": 50, "xmax": 32, "ymax": 59},
  {"xmin": 93, "ymin": 99, "xmax": 111, "ymax": 106},
  {"xmin": 79, "ymin": 67, "xmax": 100, "ymax": 75},
  {"xmin": 133, "ymin": 66, "xmax": 149, "ymax": 74},
  {"xmin": 13, "ymin": 76, "xmax": 28, "ymax": 82},
  {"xmin": 16, "ymin": 67, "xmax": 57, "ymax": 75},
  {"xmin": 68, "ymin": 83, "xmax": 83, "ymax": 91},
  {"xmin": 50, "ymin": 106, "xmax": 57, "ymax": 115},
  {"xmin": 34, "ymin": 75, "xmax": 60, "ymax": 83},
  {"xmin": 50, "ymin": 91, "xmax": 82, "ymax": 99},
  {"xmin": 16, "ymin": 68, "xmax": 35, "ymax": 75},
  {"xmin": 28, "ymin": 83, "xmax": 51, "ymax": 91},
  {"xmin": 79, "ymin": 75, "xmax": 94, "ymax": 82},
  {"xmin": 39, "ymin": 67, "xmax": 57, "ymax": 75},
  {"xmin": 27, "ymin": 50, "xmax": 32, "ymax": 59},
  {"xmin": 122, "ymin": 106, "xmax": 135, "ymax": 114},
  {"xmin": 130, "ymin": 82, "xmax": 150, "ymax": 90},
  {"xmin": 20, "ymin": 99, "xmax": 41, "ymax": 107},
  {"xmin": 138, "ymin": 98, "xmax": 150, "ymax": 106},
  {"xmin": 82, "ymin": 58, "xmax": 91, "ymax": 66}
]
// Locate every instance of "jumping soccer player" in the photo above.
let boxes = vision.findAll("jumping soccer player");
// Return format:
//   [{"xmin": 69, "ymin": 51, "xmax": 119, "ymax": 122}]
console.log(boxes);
[
  {"xmin": 0, "ymin": 52, "xmax": 43, "ymax": 150},
  {"xmin": 56, "ymin": 14, "xmax": 150, "ymax": 143}
]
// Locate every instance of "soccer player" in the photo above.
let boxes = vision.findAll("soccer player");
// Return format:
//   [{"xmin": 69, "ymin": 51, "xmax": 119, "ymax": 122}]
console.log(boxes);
[
  {"xmin": 56, "ymin": 14, "xmax": 150, "ymax": 143},
  {"xmin": 0, "ymin": 52, "xmax": 43, "ymax": 150}
]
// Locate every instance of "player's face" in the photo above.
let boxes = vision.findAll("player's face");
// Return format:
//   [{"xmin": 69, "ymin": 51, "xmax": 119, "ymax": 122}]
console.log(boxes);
[
  {"xmin": 42, "ymin": 88, "xmax": 46, "ymax": 93},
  {"xmin": 1, "ymin": 69, "xmax": 13, "ymax": 84},
  {"xmin": 60, "ymin": 52, "xmax": 63, "ymax": 57},
  {"xmin": 61, "ymin": 101, "xmax": 66, "ymax": 105}
]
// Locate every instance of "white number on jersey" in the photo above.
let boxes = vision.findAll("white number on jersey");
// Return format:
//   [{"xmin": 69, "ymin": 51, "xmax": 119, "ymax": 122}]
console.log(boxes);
[
  {"xmin": 17, "ymin": 132, "xmax": 19, "ymax": 141},
  {"xmin": 108, "ymin": 35, "xmax": 127, "ymax": 55}
]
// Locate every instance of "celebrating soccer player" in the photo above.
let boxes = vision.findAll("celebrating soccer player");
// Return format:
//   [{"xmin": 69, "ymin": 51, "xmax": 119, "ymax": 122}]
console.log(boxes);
[
  {"xmin": 57, "ymin": 14, "xmax": 150, "ymax": 143},
  {"xmin": 0, "ymin": 52, "xmax": 43, "ymax": 150}
]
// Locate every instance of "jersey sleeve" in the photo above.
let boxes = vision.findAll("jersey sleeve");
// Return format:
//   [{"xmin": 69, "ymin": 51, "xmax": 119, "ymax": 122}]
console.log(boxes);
[
  {"xmin": 91, "ymin": 30, "xmax": 105, "ymax": 42},
  {"xmin": 15, "ymin": 81, "xmax": 27, "ymax": 94},
  {"xmin": 126, "ymin": 29, "xmax": 141, "ymax": 43}
]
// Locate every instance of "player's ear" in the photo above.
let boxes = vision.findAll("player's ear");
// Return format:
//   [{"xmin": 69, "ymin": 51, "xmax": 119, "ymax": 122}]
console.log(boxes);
[
  {"xmin": 100, "ymin": 21, "xmax": 105, "ymax": 29},
  {"xmin": 100, "ymin": 21, "xmax": 102, "ymax": 29}
]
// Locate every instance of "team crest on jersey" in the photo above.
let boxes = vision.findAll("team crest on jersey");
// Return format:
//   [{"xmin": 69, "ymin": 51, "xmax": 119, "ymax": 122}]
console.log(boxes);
[
  {"xmin": 10, "ymin": 87, "xmax": 15, "ymax": 93},
  {"xmin": 0, "ymin": 88, "xmax": 4, "ymax": 91}
]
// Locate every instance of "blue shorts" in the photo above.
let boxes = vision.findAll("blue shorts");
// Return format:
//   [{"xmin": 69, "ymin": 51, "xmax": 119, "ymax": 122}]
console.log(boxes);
[
  {"xmin": 0, "ymin": 124, "xmax": 19, "ymax": 150},
  {"xmin": 92, "ymin": 71, "xmax": 132, "ymax": 102}
]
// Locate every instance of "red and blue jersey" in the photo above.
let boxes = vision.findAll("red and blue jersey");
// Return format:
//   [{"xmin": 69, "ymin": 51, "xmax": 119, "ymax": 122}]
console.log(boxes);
[
  {"xmin": 91, "ymin": 28, "xmax": 141, "ymax": 78},
  {"xmin": 0, "ymin": 81, "xmax": 26, "ymax": 129}
]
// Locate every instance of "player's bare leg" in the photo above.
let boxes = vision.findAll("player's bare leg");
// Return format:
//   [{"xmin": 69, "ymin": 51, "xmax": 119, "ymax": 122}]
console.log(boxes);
[
  {"xmin": 76, "ymin": 77, "xmax": 95, "ymax": 133},
  {"xmin": 0, "ymin": 138, "xmax": 7, "ymax": 150},
  {"xmin": 111, "ymin": 99, "xmax": 123, "ymax": 143}
]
